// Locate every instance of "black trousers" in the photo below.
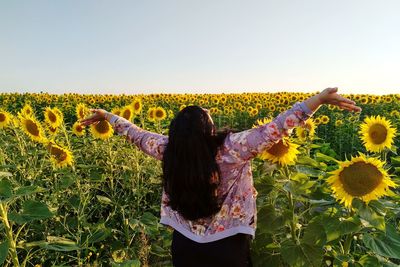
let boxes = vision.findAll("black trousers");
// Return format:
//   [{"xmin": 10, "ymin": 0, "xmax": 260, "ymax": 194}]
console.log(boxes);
[{"xmin": 171, "ymin": 230, "xmax": 253, "ymax": 267}]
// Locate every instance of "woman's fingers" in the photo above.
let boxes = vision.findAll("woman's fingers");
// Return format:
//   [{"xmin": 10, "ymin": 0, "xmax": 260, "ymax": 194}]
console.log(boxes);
[{"xmin": 338, "ymin": 101, "xmax": 362, "ymax": 112}]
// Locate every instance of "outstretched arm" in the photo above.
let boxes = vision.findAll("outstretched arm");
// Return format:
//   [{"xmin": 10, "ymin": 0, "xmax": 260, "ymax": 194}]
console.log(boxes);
[
  {"xmin": 222, "ymin": 87, "xmax": 361, "ymax": 162},
  {"xmin": 80, "ymin": 109, "xmax": 168, "ymax": 160}
]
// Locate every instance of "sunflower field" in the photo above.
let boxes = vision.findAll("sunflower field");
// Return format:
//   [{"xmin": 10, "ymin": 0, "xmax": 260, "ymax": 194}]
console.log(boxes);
[{"xmin": 0, "ymin": 92, "xmax": 400, "ymax": 267}]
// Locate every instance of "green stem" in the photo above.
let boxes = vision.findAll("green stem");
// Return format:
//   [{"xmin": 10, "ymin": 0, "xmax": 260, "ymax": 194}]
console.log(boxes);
[
  {"xmin": 0, "ymin": 203, "xmax": 20, "ymax": 267},
  {"xmin": 283, "ymin": 166, "xmax": 298, "ymax": 244},
  {"xmin": 343, "ymin": 209, "xmax": 355, "ymax": 255},
  {"xmin": 287, "ymin": 192, "xmax": 298, "ymax": 244},
  {"xmin": 343, "ymin": 233, "xmax": 353, "ymax": 255}
]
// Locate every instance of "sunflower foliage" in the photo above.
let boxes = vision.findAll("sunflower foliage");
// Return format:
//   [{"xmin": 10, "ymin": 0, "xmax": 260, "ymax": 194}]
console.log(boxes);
[
  {"xmin": 252, "ymin": 129, "xmax": 400, "ymax": 267},
  {"xmin": 0, "ymin": 109, "xmax": 171, "ymax": 266},
  {"xmin": 1, "ymin": 92, "xmax": 400, "ymax": 266}
]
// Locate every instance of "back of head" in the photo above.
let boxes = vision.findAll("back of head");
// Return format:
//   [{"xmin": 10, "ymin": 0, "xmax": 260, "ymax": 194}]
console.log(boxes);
[{"xmin": 162, "ymin": 106, "xmax": 228, "ymax": 220}]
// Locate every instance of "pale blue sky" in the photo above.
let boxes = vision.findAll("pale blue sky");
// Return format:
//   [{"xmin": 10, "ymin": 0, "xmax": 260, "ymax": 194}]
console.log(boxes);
[{"xmin": 1, "ymin": 0, "xmax": 399, "ymax": 95}]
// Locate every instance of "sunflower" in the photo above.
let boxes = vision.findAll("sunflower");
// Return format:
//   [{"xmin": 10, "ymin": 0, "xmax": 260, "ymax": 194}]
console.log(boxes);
[
  {"xmin": 147, "ymin": 107, "xmax": 156, "ymax": 122},
  {"xmin": 21, "ymin": 103, "xmax": 34, "ymax": 118},
  {"xmin": 154, "ymin": 107, "xmax": 167, "ymax": 121},
  {"xmin": 72, "ymin": 121, "xmax": 85, "ymax": 136},
  {"xmin": 111, "ymin": 107, "xmax": 122, "ymax": 116},
  {"xmin": 46, "ymin": 124, "xmax": 59, "ymax": 136},
  {"xmin": 335, "ymin": 119, "xmax": 343, "ymax": 127},
  {"xmin": 76, "ymin": 103, "xmax": 90, "ymax": 120},
  {"xmin": 20, "ymin": 116, "xmax": 46, "ymax": 143},
  {"xmin": 53, "ymin": 107, "xmax": 64, "ymax": 123},
  {"xmin": 45, "ymin": 141, "xmax": 74, "ymax": 168},
  {"xmin": 253, "ymin": 118, "xmax": 300, "ymax": 165},
  {"xmin": 268, "ymin": 104, "xmax": 276, "ymax": 112},
  {"xmin": 131, "ymin": 98, "xmax": 142, "ymax": 114},
  {"xmin": 327, "ymin": 153, "xmax": 397, "ymax": 208},
  {"xmin": 295, "ymin": 118, "xmax": 316, "ymax": 142},
  {"xmin": 90, "ymin": 120, "xmax": 114, "ymax": 140},
  {"xmin": 44, "ymin": 107, "xmax": 62, "ymax": 128},
  {"xmin": 320, "ymin": 115, "xmax": 330, "ymax": 125},
  {"xmin": 121, "ymin": 105, "xmax": 134, "ymax": 121},
  {"xmin": 0, "ymin": 110, "xmax": 12, "ymax": 129},
  {"xmin": 248, "ymin": 108, "xmax": 258, "ymax": 117},
  {"xmin": 359, "ymin": 115, "xmax": 396, "ymax": 152},
  {"xmin": 390, "ymin": 110, "xmax": 400, "ymax": 118}
]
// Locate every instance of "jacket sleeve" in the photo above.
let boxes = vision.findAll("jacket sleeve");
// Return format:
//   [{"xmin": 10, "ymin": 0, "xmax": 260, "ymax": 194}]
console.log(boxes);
[
  {"xmin": 105, "ymin": 113, "xmax": 168, "ymax": 160},
  {"xmin": 219, "ymin": 101, "xmax": 314, "ymax": 163}
]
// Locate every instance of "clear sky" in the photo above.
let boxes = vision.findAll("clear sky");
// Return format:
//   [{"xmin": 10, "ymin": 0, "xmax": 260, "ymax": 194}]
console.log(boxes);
[{"xmin": 1, "ymin": 0, "xmax": 399, "ymax": 95}]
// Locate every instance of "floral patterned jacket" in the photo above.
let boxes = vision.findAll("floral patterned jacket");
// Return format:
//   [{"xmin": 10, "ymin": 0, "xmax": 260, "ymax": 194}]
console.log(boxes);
[{"xmin": 105, "ymin": 102, "xmax": 313, "ymax": 243}]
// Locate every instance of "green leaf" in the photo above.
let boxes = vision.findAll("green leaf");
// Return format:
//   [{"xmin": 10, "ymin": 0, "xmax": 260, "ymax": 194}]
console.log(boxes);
[
  {"xmin": 44, "ymin": 236, "xmax": 80, "ymax": 251},
  {"xmin": 14, "ymin": 186, "xmax": 45, "ymax": 197},
  {"xmin": 8, "ymin": 200, "xmax": 53, "ymax": 223},
  {"xmin": 290, "ymin": 173, "xmax": 309, "ymax": 182},
  {"xmin": 140, "ymin": 212, "xmax": 158, "ymax": 227},
  {"xmin": 362, "ymin": 224, "xmax": 400, "ymax": 260},
  {"xmin": 353, "ymin": 200, "xmax": 385, "ymax": 231},
  {"xmin": 68, "ymin": 195, "xmax": 81, "ymax": 211},
  {"xmin": 295, "ymin": 165, "xmax": 325, "ymax": 177},
  {"xmin": 150, "ymin": 244, "xmax": 169, "ymax": 257},
  {"xmin": 320, "ymin": 215, "xmax": 362, "ymax": 242},
  {"xmin": 21, "ymin": 238, "xmax": 79, "ymax": 251},
  {"xmin": 302, "ymin": 219, "xmax": 327, "ymax": 246},
  {"xmin": 0, "ymin": 241, "xmax": 10, "ymax": 266},
  {"xmin": 281, "ymin": 239, "xmax": 323, "ymax": 267},
  {"xmin": 360, "ymin": 210, "xmax": 386, "ymax": 231},
  {"xmin": 296, "ymin": 156, "xmax": 319, "ymax": 168},
  {"xmin": 59, "ymin": 175, "xmax": 75, "ymax": 189},
  {"xmin": 96, "ymin": 195, "xmax": 113, "ymax": 205},
  {"xmin": 0, "ymin": 172, "xmax": 12, "ymax": 178},
  {"xmin": 254, "ymin": 174, "xmax": 275, "ymax": 196},
  {"xmin": 390, "ymin": 156, "xmax": 400, "ymax": 166},
  {"xmin": 357, "ymin": 255, "xmax": 380, "ymax": 267},
  {"xmin": 87, "ymin": 228, "xmax": 112, "ymax": 244},
  {"xmin": 285, "ymin": 180, "xmax": 316, "ymax": 196},
  {"xmin": 257, "ymin": 204, "xmax": 285, "ymax": 233},
  {"xmin": 0, "ymin": 179, "xmax": 12, "ymax": 200},
  {"xmin": 315, "ymin": 152, "xmax": 338, "ymax": 163}
]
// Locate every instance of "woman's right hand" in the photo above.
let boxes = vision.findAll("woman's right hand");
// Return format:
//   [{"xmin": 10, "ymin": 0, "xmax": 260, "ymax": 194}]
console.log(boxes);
[{"xmin": 79, "ymin": 108, "xmax": 108, "ymax": 127}]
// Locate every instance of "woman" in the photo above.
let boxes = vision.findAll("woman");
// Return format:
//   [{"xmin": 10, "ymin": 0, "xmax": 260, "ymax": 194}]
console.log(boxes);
[{"xmin": 80, "ymin": 88, "xmax": 361, "ymax": 266}]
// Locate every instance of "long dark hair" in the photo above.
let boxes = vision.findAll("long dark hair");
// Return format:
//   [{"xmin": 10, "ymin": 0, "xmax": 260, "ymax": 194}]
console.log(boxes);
[{"xmin": 162, "ymin": 106, "xmax": 229, "ymax": 221}]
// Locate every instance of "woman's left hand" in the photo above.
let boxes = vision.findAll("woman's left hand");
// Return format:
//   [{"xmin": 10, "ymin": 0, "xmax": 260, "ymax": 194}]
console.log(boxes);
[
  {"xmin": 318, "ymin": 87, "xmax": 362, "ymax": 112},
  {"xmin": 79, "ymin": 109, "xmax": 108, "ymax": 126}
]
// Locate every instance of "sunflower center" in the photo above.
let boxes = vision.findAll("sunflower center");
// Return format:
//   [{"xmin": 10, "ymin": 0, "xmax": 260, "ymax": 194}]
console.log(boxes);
[
  {"xmin": 76, "ymin": 125, "xmax": 83, "ymax": 132},
  {"xmin": 79, "ymin": 109, "xmax": 85, "ymax": 118},
  {"xmin": 368, "ymin": 124, "xmax": 387, "ymax": 144},
  {"xmin": 299, "ymin": 129, "xmax": 307, "ymax": 139},
  {"xmin": 267, "ymin": 140, "xmax": 289, "ymax": 157},
  {"xmin": 134, "ymin": 102, "xmax": 140, "ymax": 110},
  {"xmin": 123, "ymin": 110, "xmax": 131, "ymax": 119},
  {"xmin": 0, "ymin": 113, "xmax": 5, "ymax": 122},
  {"xmin": 26, "ymin": 119, "xmax": 40, "ymax": 136},
  {"xmin": 339, "ymin": 162, "xmax": 383, "ymax": 197},
  {"xmin": 50, "ymin": 146, "xmax": 67, "ymax": 161},
  {"xmin": 155, "ymin": 110, "xmax": 164, "ymax": 118},
  {"xmin": 48, "ymin": 110, "xmax": 57, "ymax": 123},
  {"xmin": 95, "ymin": 120, "xmax": 110, "ymax": 134}
]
